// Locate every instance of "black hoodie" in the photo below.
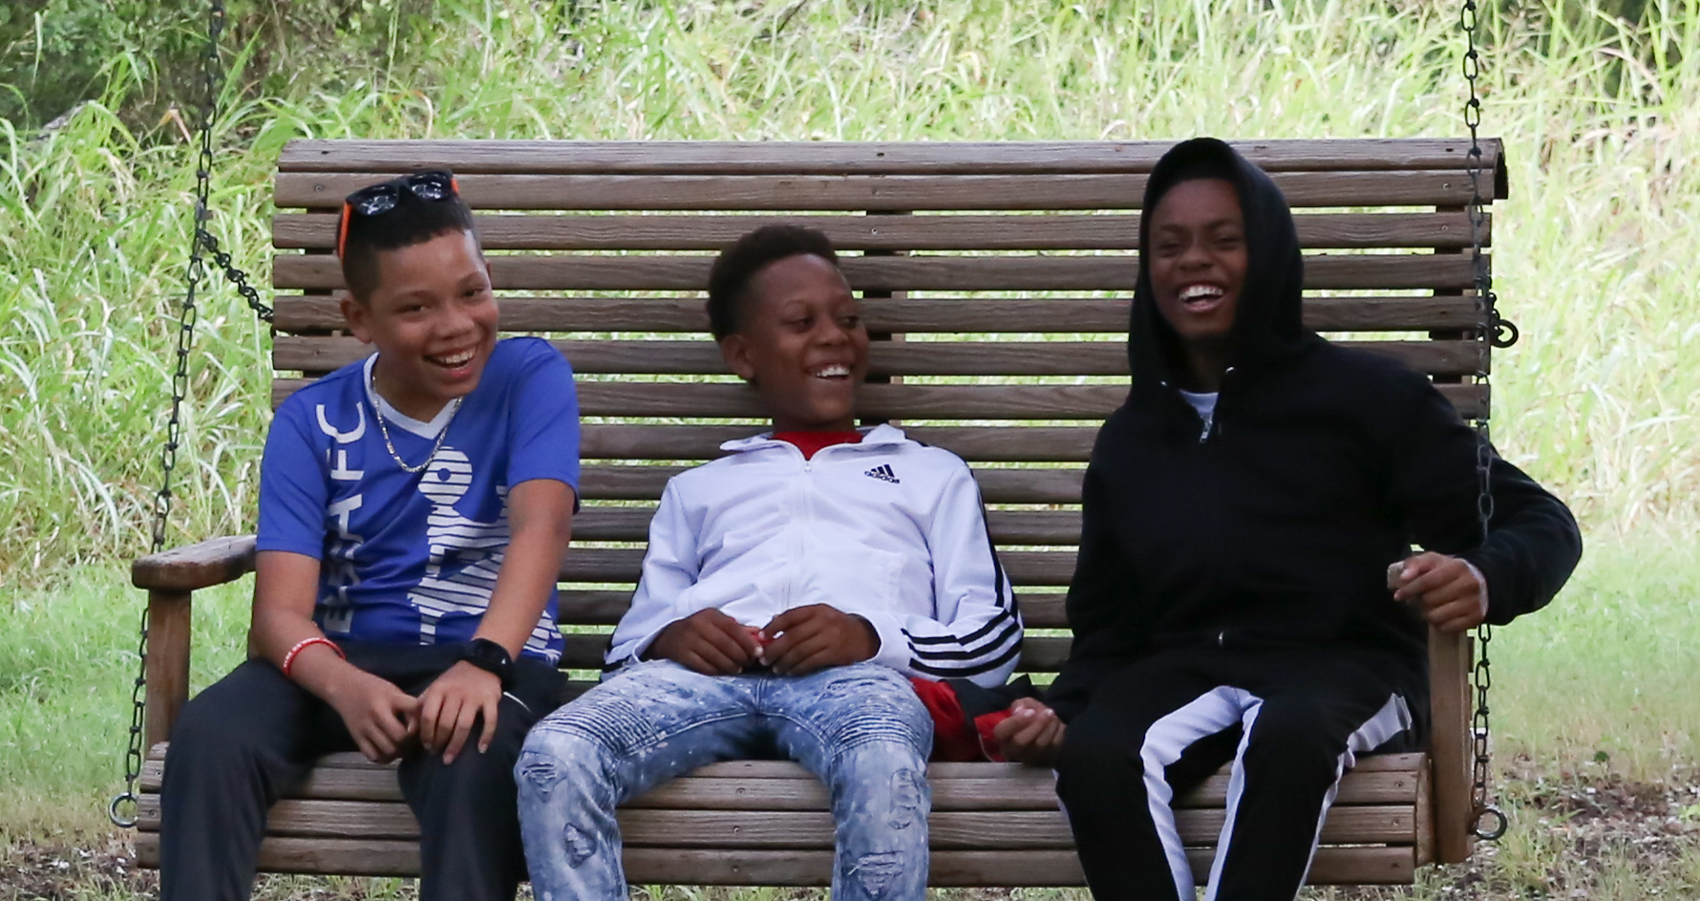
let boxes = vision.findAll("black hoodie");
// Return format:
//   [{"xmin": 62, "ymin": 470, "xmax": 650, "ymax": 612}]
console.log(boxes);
[{"xmin": 1047, "ymin": 139, "xmax": 1582, "ymax": 720}]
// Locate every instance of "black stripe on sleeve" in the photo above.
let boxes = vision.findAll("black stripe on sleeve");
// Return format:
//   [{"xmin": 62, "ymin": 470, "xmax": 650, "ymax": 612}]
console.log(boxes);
[
  {"xmin": 908, "ymin": 637, "xmax": 1024, "ymax": 679},
  {"xmin": 909, "ymin": 618, "xmax": 1022, "ymax": 663},
  {"xmin": 909, "ymin": 604, "xmax": 1017, "ymax": 647}
]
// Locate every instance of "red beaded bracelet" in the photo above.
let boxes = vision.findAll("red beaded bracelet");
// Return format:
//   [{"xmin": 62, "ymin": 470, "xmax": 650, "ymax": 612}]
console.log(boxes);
[{"xmin": 281, "ymin": 636, "xmax": 345, "ymax": 678}]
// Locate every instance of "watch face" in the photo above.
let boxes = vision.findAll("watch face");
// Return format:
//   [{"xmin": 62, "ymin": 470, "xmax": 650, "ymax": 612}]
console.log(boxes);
[{"xmin": 467, "ymin": 640, "xmax": 512, "ymax": 681}]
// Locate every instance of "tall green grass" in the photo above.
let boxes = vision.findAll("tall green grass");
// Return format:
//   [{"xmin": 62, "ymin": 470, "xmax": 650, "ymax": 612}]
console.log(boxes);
[{"xmin": 2, "ymin": 0, "xmax": 1698, "ymax": 574}]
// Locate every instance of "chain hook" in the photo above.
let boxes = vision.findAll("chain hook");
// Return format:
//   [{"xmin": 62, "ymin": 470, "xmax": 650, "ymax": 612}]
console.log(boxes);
[
  {"xmin": 1472, "ymin": 805, "xmax": 1510, "ymax": 841},
  {"xmin": 109, "ymin": 792, "xmax": 139, "ymax": 829},
  {"xmin": 1491, "ymin": 317, "xmax": 1519, "ymax": 349}
]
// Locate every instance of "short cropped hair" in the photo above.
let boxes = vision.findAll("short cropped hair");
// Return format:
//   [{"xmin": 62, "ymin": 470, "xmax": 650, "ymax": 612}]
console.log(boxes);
[
  {"xmin": 339, "ymin": 186, "xmax": 478, "ymax": 303},
  {"xmin": 706, "ymin": 225, "xmax": 840, "ymax": 341}
]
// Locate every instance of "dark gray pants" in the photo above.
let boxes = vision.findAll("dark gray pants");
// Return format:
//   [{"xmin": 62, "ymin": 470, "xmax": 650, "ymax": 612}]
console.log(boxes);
[{"xmin": 159, "ymin": 642, "xmax": 565, "ymax": 901}]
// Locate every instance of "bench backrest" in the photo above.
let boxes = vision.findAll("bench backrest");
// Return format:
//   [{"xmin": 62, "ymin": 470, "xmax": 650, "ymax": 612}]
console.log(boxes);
[{"xmin": 271, "ymin": 139, "xmax": 1502, "ymax": 684}]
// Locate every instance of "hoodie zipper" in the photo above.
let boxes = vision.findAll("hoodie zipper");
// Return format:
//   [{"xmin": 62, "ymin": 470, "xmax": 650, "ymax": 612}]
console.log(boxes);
[{"xmin": 1200, "ymin": 366, "xmax": 1236, "ymax": 443}]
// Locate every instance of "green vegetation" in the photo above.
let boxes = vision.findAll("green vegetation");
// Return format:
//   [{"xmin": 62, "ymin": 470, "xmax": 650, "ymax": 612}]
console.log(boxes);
[
  {"xmin": 3, "ymin": 0, "xmax": 1698, "ymax": 570},
  {"xmin": 2, "ymin": 0, "xmax": 1697, "ymax": 896}
]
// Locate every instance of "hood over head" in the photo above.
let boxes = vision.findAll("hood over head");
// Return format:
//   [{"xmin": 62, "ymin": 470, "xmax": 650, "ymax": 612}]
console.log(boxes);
[{"xmin": 1128, "ymin": 138, "xmax": 1315, "ymax": 389}]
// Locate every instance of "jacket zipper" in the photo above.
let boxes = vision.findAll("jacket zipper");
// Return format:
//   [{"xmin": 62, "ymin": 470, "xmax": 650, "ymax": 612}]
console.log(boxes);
[
  {"xmin": 783, "ymin": 444, "xmax": 807, "ymax": 609},
  {"xmin": 1200, "ymin": 366, "xmax": 1236, "ymax": 444}
]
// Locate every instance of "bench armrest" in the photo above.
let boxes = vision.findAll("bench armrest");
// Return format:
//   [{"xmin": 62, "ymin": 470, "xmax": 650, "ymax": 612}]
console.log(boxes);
[
  {"xmin": 1427, "ymin": 625, "xmax": 1474, "ymax": 864},
  {"xmin": 132, "ymin": 535, "xmax": 258, "ymax": 592},
  {"xmin": 130, "ymin": 535, "xmax": 256, "ymax": 746}
]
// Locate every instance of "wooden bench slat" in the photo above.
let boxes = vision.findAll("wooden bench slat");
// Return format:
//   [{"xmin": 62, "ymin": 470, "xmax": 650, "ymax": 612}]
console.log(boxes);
[
  {"xmin": 134, "ymin": 798, "xmax": 1411, "ymax": 847},
  {"xmin": 664, "ymin": 753, "xmax": 1427, "ymax": 778},
  {"xmin": 612, "ymin": 846, "xmax": 1415, "ymax": 887},
  {"xmin": 614, "ymin": 769, "xmax": 1416, "ymax": 810},
  {"xmin": 212, "ymin": 750, "xmax": 1424, "ymax": 775},
  {"xmin": 130, "ymin": 835, "xmax": 1415, "ymax": 885},
  {"xmin": 573, "ymin": 464, "xmax": 1085, "ymax": 505},
  {"xmin": 277, "ymin": 337, "xmax": 1485, "ymax": 379},
  {"xmin": 632, "ymin": 807, "xmax": 1414, "ymax": 849},
  {"xmin": 548, "ymin": 634, "xmax": 1070, "ymax": 674},
  {"xmin": 570, "ymin": 506, "xmax": 1082, "ymax": 544},
  {"xmin": 551, "ymin": 632, "xmax": 1070, "ymax": 672},
  {"xmin": 551, "ymin": 590, "xmax": 1070, "ymax": 630},
  {"xmin": 578, "ymin": 426, "xmax": 1100, "ymax": 464},
  {"xmin": 140, "ymin": 748, "xmax": 1422, "ymax": 801},
  {"xmin": 273, "ymin": 295, "xmax": 1485, "ymax": 334},
  {"xmin": 278, "ymin": 170, "xmax": 1496, "ymax": 212},
  {"xmin": 278, "ymin": 137, "xmax": 1499, "ymax": 176},
  {"xmin": 274, "ymin": 211, "xmax": 1487, "ymax": 251},
  {"xmin": 275, "ymin": 380, "xmax": 1487, "ymax": 421},
  {"xmin": 273, "ymin": 252, "xmax": 1481, "ymax": 293},
  {"xmin": 554, "ymin": 591, "xmax": 643, "ymax": 626},
  {"xmin": 609, "ymin": 846, "xmax": 1416, "ymax": 887}
]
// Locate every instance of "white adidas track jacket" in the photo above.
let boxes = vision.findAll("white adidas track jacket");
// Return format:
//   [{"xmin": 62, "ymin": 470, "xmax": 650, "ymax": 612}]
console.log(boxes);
[{"xmin": 606, "ymin": 424, "xmax": 1022, "ymax": 688}]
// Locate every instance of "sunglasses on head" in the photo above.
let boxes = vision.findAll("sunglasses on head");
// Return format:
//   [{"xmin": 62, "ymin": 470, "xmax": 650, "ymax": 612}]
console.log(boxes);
[{"xmin": 335, "ymin": 170, "xmax": 460, "ymax": 258}]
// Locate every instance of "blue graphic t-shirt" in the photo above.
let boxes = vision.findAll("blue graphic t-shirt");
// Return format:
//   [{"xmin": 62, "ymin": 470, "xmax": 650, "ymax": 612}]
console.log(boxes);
[{"xmin": 257, "ymin": 337, "xmax": 581, "ymax": 663}]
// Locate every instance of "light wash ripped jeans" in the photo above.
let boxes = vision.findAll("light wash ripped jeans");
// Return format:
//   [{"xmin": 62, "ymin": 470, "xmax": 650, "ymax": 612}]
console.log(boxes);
[{"xmin": 516, "ymin": 659, "xmax": 933, "ymax": 901}]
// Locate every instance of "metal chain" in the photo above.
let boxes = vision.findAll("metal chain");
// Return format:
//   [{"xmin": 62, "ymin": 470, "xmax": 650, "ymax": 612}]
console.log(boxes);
[
  {"xmin": 1460, "ymin": 0, "xmax": 1509, "ymax": 843},
  {"xmin": 109, "ymin": 0, "xmax": 266, "ymax": 829},
  {"xmin": 193, "ymin": 2, "xmax": 272, "ymax": 324}
]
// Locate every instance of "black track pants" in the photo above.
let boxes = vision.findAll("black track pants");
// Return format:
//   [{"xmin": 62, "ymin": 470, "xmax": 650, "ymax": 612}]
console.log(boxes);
[
  {"xmin": 1054, "ymin": 647, "xmax": 1425, "ymax": 901},
  {"xmin": 159, "ymin": 643, "xmax": 565, "ymax": 901}
]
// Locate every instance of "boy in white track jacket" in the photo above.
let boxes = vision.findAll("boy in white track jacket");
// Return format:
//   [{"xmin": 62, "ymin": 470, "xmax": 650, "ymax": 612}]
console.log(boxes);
[
  {"xmin": 517, "ymin": 225, "xmax": 1019, "ymax": 901},
  {"xmin": 605, "ymin": 424, "xmax": 1021, "ymax": 684}
]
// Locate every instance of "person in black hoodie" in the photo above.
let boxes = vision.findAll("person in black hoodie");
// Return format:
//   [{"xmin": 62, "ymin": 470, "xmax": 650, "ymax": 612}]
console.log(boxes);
[{"xmin": 997, "ymin": 138, "xmax": 1583, "ymax": 900}]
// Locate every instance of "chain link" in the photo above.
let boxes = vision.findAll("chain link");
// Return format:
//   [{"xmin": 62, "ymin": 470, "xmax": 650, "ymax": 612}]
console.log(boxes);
[
  {"xmin": 1459, "ymin": 0, "xmax": 1509, "ymax": 844},
  {"xmin": 110, "ymin": 0, "xmax": 266, "ymax": 829},
  {"xmin": 192, "ymin": 2, "xmax": 272, "ymax": 325}
]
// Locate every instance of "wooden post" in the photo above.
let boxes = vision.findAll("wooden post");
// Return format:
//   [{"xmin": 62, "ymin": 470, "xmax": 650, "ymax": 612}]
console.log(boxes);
[
  {"xmin": 145, "ymin": 589, "xmax": 193, "ymax": 749},
  {"xmin": 1427, "ymin": 625, "xmax": 1475, "ymax": 863}
]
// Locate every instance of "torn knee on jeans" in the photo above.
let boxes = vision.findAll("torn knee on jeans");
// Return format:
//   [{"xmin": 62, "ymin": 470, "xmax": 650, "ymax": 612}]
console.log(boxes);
[
  {"xmin": 845, "ymin": 851, "xmax": 904, "ymax": 899},
  {"xmin": 562, "ymin": 822, "xmax": 597, "ymax": 868},
  {"xmin": 886, "ymin": 767, "xmax": 923, "ymax": 829},
  {"xmin": 518, "ymin": 755, "xmax": 566, "ymax": 798}
]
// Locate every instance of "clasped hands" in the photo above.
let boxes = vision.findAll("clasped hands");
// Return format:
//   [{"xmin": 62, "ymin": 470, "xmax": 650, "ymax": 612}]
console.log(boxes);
[
  {"xmin": 325, "ymin": 659, "xmax": 501, "ymax": 767},
  {"xmin": 647, "ymin": 605, "xmax": 880, "ymax": 677}
]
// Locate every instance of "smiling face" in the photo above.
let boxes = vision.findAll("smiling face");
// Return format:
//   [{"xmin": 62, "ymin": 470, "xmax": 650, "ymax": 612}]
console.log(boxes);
[
  {"xmin": 340, "ymin": 229, "xmax": 498, "ymax": 421},
  {"xmin": 719, "ymin": 253, "xmax": 869, "ymax": 433},
  {"xmin": 1146, "ymin": 177, "xmax": 1249, "ymax": 354}
]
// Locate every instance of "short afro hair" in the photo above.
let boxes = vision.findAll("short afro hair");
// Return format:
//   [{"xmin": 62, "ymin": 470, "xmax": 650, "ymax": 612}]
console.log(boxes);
[
  {"xmin": 705, "ymin": 224, "xmax": 840, "ymax": 341},
  {"xmin": 339, "ymin": 178, "xmax": 479, "ymax": 303}
]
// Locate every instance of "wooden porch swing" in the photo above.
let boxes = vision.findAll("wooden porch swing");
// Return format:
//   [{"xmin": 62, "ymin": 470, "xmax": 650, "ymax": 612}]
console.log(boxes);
[{"xmin": 116, "ymin": 0, "xmax": 1516, "ymax": 890}]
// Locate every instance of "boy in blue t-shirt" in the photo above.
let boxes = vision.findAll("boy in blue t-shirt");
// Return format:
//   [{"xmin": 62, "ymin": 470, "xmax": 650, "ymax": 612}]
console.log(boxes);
[{"xmin": 159, "ymin": 171, "xmax": 581, "ymax": 901}]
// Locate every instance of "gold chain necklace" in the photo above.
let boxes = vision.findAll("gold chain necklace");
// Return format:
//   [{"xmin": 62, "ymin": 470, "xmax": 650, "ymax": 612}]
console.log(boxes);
[{"xmin": 369, "ymin": 366, "xmax": 462, "ymax": 474}]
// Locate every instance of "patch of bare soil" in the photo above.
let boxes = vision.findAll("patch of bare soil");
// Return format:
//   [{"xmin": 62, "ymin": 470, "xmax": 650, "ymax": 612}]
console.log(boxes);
[
  {"xmin": 1492, "ymin": 757, "xmax": 1700, "ymax": 889},
  {"xmin": 0, "ymin": 834, "xmax": 152, "ymax": 901}
]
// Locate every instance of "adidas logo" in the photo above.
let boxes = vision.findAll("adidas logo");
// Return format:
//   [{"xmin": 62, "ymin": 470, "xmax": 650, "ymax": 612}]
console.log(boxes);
[{"xmin": 864, "ymin": 464, "xmax": 900, "ymax": 484}]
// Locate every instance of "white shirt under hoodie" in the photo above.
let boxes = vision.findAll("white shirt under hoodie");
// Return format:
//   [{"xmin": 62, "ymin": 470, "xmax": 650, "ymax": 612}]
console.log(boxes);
[{"xmin": 606, "ymin": 424, "xmax": 1022, "ymax": 688}]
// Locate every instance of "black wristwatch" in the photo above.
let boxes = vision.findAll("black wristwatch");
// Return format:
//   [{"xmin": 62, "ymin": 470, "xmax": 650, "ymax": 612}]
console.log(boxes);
[{"xmin": 461, "ymin": 638, "xmax": 515, "ymax": 690}]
